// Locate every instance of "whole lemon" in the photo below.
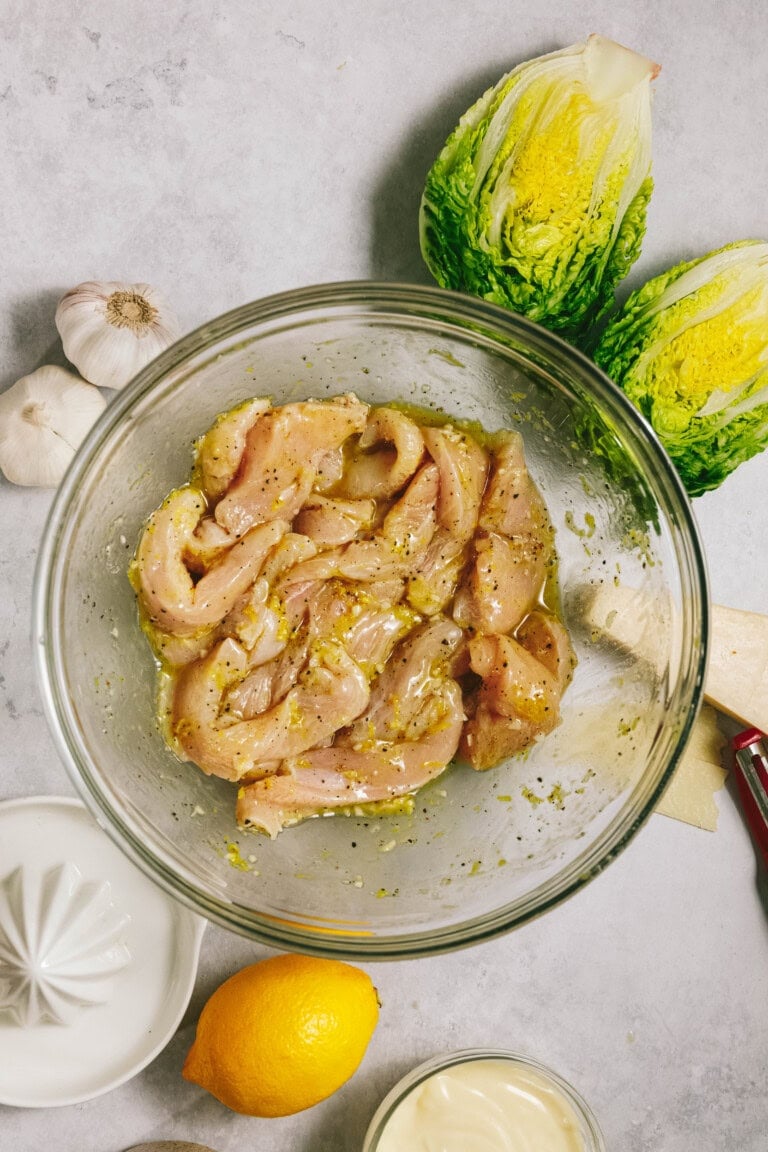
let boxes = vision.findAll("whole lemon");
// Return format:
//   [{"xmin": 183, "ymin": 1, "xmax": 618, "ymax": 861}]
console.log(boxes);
[{"xmin": 182, "ymin": 953, "xmax": 379, "ymax": 1117}]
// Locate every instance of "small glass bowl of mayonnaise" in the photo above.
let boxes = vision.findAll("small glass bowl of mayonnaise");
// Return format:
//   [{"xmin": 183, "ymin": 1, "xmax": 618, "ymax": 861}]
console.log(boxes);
[{"xmin": 362, "ymin": 1048, "xmax": 606, "ymax": 1152}]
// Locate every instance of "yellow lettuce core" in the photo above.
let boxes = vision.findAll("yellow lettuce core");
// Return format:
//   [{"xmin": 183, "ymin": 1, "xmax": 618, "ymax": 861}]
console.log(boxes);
[
  {"xmin": 648, "ymin": 281, "xmax": 767, "ymax": 403},
  {"xmin": 510, "ymin": 89, "xmax": 607, "ymax": 218}
]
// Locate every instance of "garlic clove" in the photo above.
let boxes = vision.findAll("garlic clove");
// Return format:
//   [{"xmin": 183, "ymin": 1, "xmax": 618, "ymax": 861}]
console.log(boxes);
[
  {"xmin": 0, "ymin": 365, "xmax": 106, "ymax": 487},
  {"xmin": 55, "ymin": 280, "xmax": 181, "ymax": 391}
]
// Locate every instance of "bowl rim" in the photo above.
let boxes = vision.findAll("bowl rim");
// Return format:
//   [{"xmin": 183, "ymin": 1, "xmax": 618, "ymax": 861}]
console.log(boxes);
[
  {"xmin": 33, "ymin": 280, "xmax": 709, "ymax": 958},
  {"xmin": 361, "ymin": 1047, "xmax": 606, "ymax": 1151}
]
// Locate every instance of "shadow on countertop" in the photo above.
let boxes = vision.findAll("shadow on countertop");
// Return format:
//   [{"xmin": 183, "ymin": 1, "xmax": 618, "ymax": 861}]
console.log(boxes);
[
  {"xmin": 1, "ymin": 287, "xmax": 71, "ymax": 395},
  {"xmin": 299, "ymin": 1054, "xmax": 416, "ymax": 1152}
]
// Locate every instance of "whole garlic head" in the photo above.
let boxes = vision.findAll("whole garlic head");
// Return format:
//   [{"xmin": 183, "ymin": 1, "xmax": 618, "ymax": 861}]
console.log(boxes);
[
  {"xmin": 55, "ymin": 281, "xmax": 181, "ymax": 391},
  {"xmin": 0, "ymin": 365, "xmax": 106, "ymax": 487}
]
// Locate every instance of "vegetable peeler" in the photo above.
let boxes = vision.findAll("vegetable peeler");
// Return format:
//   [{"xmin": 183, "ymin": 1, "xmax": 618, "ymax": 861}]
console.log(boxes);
[{"xmin": 731, "ymin": 729, "xmax": 768, "ymax": 870}]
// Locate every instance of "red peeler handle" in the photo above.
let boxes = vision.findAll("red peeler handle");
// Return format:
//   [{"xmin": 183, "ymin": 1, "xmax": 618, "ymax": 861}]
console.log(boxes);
[{"xmin": 731, "ymin": 729, "xmax": 768, "ymax": 871}]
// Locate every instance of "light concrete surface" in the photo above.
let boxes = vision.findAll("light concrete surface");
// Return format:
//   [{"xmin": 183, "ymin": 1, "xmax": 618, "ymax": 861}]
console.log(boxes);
[{"xmin": 1, "ymin": 2, "xmax": 767, "ymax": 1149}]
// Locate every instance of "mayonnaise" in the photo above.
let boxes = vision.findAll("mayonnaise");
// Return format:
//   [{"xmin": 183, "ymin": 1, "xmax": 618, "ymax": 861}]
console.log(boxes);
[{"xmin": 374, "ymin": 1058, "xmax": 589, "ymax": 1152}]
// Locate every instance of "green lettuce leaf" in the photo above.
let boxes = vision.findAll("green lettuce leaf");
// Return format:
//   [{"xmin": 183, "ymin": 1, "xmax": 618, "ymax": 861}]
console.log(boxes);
[
  {"xmin": 420, "ymin": 35, "xmax": 658, "ymax": 343},
  {"xmin": 594, "ymin": 240, "xmax": 768, "ymax": 496}
]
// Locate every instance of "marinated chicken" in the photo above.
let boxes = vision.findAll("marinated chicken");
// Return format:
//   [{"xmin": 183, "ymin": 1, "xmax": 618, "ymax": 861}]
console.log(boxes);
[{"xmin": 132, "ymin": 395, "xmax": 574, "ymax": 836}]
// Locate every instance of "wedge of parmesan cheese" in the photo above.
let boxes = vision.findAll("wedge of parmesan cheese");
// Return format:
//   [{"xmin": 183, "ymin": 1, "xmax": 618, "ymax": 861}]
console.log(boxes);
[
  {"xmin": 583, "ymin": 584, "xmax": 737, "ymax": 830},
  {"xmin": 706, "ymin": 604, "xmax": 768, "ymax": 734},
  {"xmin": 585, "ymin": 585, "xmax": 768, "ymax": 733},
  {"xmin": 582, "ymin": 582, "xmax": 670, "ymax": 671}
]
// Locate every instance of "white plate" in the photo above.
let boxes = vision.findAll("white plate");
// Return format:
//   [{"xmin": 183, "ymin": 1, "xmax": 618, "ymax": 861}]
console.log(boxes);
[{"xmin": 0, "ymin": 796, "xmax": 205, "ymax": 1107}]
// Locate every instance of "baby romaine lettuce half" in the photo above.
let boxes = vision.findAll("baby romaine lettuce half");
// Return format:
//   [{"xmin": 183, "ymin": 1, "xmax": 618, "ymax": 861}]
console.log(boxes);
[
  {"xmin": 594, "ymin": 240, "xmax": 768, "ymax": 496},
  {"xmin": 420, "ymin": 35, "xmax": 658, "ymax": 342}
]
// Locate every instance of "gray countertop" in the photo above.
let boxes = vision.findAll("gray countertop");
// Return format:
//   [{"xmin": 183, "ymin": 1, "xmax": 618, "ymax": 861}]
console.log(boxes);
[{"xmin": 2, "ymin": 3, "xmax": 768, "ymax": 1149}]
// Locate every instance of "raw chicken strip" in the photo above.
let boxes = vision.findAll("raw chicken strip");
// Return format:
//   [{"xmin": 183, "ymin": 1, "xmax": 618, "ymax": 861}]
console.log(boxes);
[
  {"xmin": 304, "ymin": 580, "xmax": 414, "ymax": 675},
  {"xmin": 378, "ymin": 462, "xmax": 439, "ymax": 561},
  {"xmin": 453, "ymin": 530, "xmax": 549, "ymax": 635},
  {"xmin": 461, "ymin": 633, "xmax": 562, "ymax": 771},
  {"xmin": 407, "ymin": 531, "xmax": 466, "ymax": 616},
  {"xmin": 294, "ymin": 495, "xmax": 376, "ymax": 547},
  {"xmin": 224, "ymin": 578, "xmax": 286, "ymax": 666},
  {"xmin": 183, "ymin": 517, "xmax": 238, "ymax": 574},
  {"xmin": 279, "ymin": 578, "xmax": 326, "ymax": 634},
  {"xmin": 345, "ymin": 617, "xmax": 462, "ymax": 745},
  {"xmin": 259, "ymin": 532, "xmax": 317, "ymax": 587},
  {"xmin": 452, "ymin": 431, "xmax": 552, "ymax": 634},
  {"xmin": 312, "ymin": 447, "xmax": 345, "ymax": 492},
  {"xmin": 343, "ymin": 606, "xmax": 413, "ymax": 675},
  {"xmin": 173, "ymin": 636, "xmax": 369, "ymax": 781},
  {"xmin": 336, "ymin": 407, "xmax": 425, "ymax": 500},
  {"xmin": 517, "ymin": 610, "xmax": 577, "ymax": 692},
  {"xmin": 135, "ymin": 486, "xmax": 287, "ymax": 634},
  {"xmin": 469, "ymin": 633, "xmax": 560, "ymax": 726},
  {"xmin": 422, "ymin": 425, "xmax": 489, "ymax": 543},
  {"xmin": 215, "ymin": 395, "xmax": 368, "ymax": 536},
  {"xmin": 280, "ymin": 464, "xmax": 440, "ymax": 585},
  {"xmin": 236, "ymin": 679, "xmax": 464, "ymax": 836},
  {"xmin": 478, "ymin": 430, "xmax": 551, "ymax": 539},
  {"xmin": 223, "ymin": 630, "xmax": 311, "ymax": 720},
  {"xmin": 459, "ymin": 706, "xmax": 539, "ymax": 773},
  {"xmin": 195, "ymin": 398, "xmax": 270, "ymax": 501},
  {"xmin": 407, "ymin": 427, "xmax": 489, "ymax": 615},
  {"xmin": 145, "ymin": 538, "xmax": 309, "ymax": 669},
  {"xmin": 226, "ymin": 585, "xmax": 409, "ymax": 732},
  {"xmin": 142, "ymin": 626, "xmax": 216, "ymax": 668},
  {"xmin": 253, "ymin": 534, "xmax": 321, "ymax": 638},
  {"xmin": 365, "ymin": 577, "xmax": 406, "ymax": 606}
]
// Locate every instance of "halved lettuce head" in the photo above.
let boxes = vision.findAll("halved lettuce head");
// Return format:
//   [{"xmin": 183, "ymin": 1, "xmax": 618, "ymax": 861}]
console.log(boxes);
[
  {"xmin": 595, "ymin": 240, "xmax": 768, "ymax": 496},
  {"xmin": 420, "ymin": 35, "xmax": 658, "ymax": 341}
]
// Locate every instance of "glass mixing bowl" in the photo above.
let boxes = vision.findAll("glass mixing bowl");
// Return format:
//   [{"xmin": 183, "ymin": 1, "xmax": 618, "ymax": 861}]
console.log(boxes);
[{"xmin": 34, "ymin": 283, "xmax": 707, "ymax": 958}]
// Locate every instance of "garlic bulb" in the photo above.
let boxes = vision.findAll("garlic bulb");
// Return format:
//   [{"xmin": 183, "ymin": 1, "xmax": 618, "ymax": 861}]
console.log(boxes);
[
  {"xmin": 125, "ymin": 1145, "xmax": 220, "ymax": 1152},
  {"xmin": 55, "ymin": 280, "xmax": 181, "ymax": 391},
  {"xmin": 0, "ymin": 365, "xmax": 106, "ymax": 487}
]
